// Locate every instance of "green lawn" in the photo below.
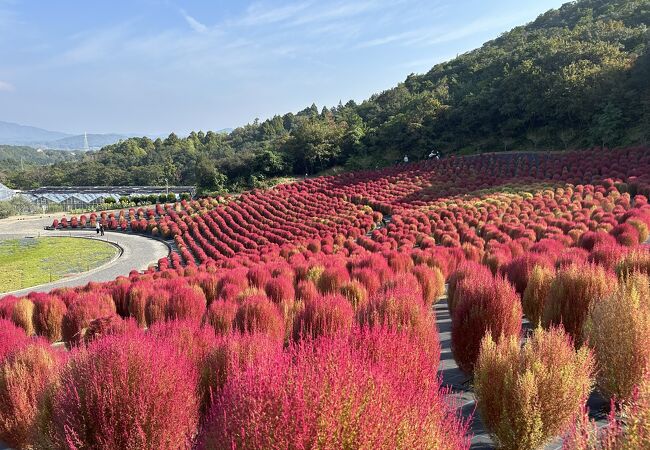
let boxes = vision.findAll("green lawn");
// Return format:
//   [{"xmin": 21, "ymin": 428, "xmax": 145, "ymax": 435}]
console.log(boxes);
[{"xmin": 0, "ymin": 237, "xmax": 118, "ymax": 293}]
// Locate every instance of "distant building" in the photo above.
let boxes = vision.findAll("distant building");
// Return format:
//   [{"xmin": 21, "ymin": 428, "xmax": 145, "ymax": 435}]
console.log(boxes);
[
  {"xmin": 19, "ymin": 185, "xmax": 195, "ymax": 211},
  {"xmin": 0, "ymin": 183, "xmax": 16, "ymax": 201}
]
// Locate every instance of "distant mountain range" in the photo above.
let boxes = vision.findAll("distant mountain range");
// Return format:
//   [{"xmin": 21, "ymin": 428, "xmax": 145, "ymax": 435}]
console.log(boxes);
[{"xmin": 0, "ymin": 121, "xmax": 233, "ymax": 151}]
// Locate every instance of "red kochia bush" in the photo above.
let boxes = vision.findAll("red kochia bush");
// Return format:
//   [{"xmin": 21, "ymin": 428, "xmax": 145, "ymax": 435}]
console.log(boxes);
[
  {"xmin": 502, "ymin": 253, "xmax": 554, "ymax": 294},
  {"xmin": 205, "ymin": 300, "xmax": 238, "ymax": 335},
  {"xmin": 32, "ymin": 295, "xmax": 67, "ymax": 342},
  {"xmin": 127, "ymin": 283, "xmax": 151, "ymax": 327},
  {"xmin": 317, "ymin": 265, "xmax": 350, "ymax": 294},
  {"xmin": 147, "ymin": 320, "xmax": 217, "ymax": 368},
  {"xmin": 447, "ymin": 262, "xmax": 493, "ymax": 313},
  {"xmin": 83, "ymin": 315, "xmax": 140, "ymax": 344},
  {"xmin": 292, "ymin": 294, "xmax": 354, "ymax": 342},
  {"xmin": 167, "ymin": 284, "xmax": 207, "ymax": 322},
  {"xmin": 145, "ymin": 289, "xmax": 170, "ymax": 326},
  {"xmin": 588, "ymin": 243, "xmax": 629, "ymax": 271},
  {"xmin": 0, "ymin": 342, "xmax": 61, "ymax": 449},
  {"xmin": 451, "ymin": 275, "xmax": 522, "ymax": 374},
  {"xmin": 295, "ymin": 280, "xmax": 319, "ymax": 303},
  {"xmin": 351, "ymin": 267, "xmax": 382, "ymax": 294},
  {"xmin": 45, "ymin": 334, "xmax": 199, "ymax": 450},
  {"xmin": 0, "ymin": 320, "xmax": 28, "ymax": 362},
  {"xmin": 611, "ymin": 223, "xmax": 641, "ymax": 246},
  {"xmin": 61, "ymin": 293, "xmax": 116, "ymax": 348},
  {"xmin": 265, "ymin": 276, "xmax": 295, "ymax": 304},
  {"xmin": 578, "ymin": 231, "xmax": 617, "ymax": 251},
  {"xmin": 412, "ymin": 265, "xmax": 446, "ymax": 307},
  {"xmin": 0, "ymin": 295, "xmax": 18, "ymax": 320},
  {"xmin": 233, "ymin": 295, "xmax": 285, "ymax": 342},
  {"xmin": 198, "ymin": 328, "xmax": 469, "ymax": 450},
  {"xmin": 247, "ymin": 266, "xmax": 271, "ymax": 289},
  {"xmin": 386, "ymin": 250, "xmax": 414, "ymax": 273},
  {"xmin": 200, "ymin": 333, "xmax": 282, "ymax": 413}
]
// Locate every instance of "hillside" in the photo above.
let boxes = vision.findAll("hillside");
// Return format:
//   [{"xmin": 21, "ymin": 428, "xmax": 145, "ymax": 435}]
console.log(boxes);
[
  {"xmin": 0, "ymin": 120, "xmax": 70, "ymax": 145},
  {"xmin": 0, "ymin": 145, "xmax": 81, "ymax": 187},
  {"xmin": 0, "ymin": 120, "xmax": 139, "ymax": 150},
  {"xmin": 4, "ymin": 0, "xmax": 649, "ymax": 191}
]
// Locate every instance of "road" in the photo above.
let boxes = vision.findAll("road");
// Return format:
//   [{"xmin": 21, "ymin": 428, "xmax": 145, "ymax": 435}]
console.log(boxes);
[{"xmin": 0, "ymin": 214, "xmax": 169, "ymax": 296}]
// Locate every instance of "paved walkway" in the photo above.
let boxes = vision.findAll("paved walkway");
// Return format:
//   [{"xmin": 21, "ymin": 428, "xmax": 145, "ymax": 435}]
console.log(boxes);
[{"xmin": 0, "ymin": 215, "xmax": 169, "ymax": 296}]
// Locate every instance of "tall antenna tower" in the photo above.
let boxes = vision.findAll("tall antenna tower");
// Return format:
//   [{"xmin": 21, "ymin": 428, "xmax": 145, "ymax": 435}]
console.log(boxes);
[{"xmin": 83, "ymin": 132, "xmax": 90, "ymax": 152}]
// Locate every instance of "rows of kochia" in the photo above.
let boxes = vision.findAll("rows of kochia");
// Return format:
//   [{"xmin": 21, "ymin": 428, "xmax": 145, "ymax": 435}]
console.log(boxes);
[{"xmin": 0, "ymin": 147, "xmax": 648, "ymax": 449}]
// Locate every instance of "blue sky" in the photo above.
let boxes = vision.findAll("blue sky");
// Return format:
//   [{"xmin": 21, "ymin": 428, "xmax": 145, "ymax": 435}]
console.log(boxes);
[{"xmin": 0, "ymin": 0, "xmax": 567, "ymax": 135}]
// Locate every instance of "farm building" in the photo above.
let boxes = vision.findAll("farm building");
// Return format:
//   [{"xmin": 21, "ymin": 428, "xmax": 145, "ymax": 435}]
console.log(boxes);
[
  {"xmin": 19, "ymin": 186, "xmax": 195, "ymax": 211},
  {"xmin": 0, "ymin": 183, "xmax": 16, "ymax": 201}
]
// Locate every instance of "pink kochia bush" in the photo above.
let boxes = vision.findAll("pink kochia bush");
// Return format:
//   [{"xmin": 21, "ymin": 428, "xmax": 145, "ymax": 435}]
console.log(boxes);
[
  {"xmin": 198, "ymin": 328, "xmax": 470, "ymax": 450},
  {"xmin": 147, "ymin": 319, "xmax": 217, "ymax": 367},
  {"xmin": 447, "ymin": 262, "xmax": 493, "ymax": 314},
  {"xmin": 562, "ymin": 370, "xmax": 650, "ymax": 449},
  {"xmin": 451, "ymin": 275, "xmax": 522, "ymax": 374},
  {"xmin": 43, "ymin": 333, "xmax": 199, "ymax": 450}
]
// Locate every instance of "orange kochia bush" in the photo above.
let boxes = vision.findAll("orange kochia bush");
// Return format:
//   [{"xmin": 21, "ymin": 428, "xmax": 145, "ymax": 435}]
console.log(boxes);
[{"xmin": 542, "ymin": 263, "xmax": 616, "ymax": 345}]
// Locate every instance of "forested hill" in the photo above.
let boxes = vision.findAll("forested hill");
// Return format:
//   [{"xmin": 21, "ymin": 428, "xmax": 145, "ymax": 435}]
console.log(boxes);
[{"xmin": 4, "ymin": 0, "xmax": 649, "ymax": 192}]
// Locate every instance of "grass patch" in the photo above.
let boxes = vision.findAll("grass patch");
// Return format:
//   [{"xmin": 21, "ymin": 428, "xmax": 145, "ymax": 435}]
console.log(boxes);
[{"xmin": 0, "ymin": 237, "xmax": 118, "ymax": 293}]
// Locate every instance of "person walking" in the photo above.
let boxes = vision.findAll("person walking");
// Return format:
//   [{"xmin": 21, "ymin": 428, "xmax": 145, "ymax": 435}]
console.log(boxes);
[
  {"xmin": 100, "ymin": 223, "xmax": 105, "ymax": 236},
  {"xmin": 96, "ymin": 222, "xmax": 101, "ymax": 235}
]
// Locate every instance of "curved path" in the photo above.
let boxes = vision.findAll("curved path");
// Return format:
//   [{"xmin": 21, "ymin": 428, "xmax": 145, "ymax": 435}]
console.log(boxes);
[{"xmin": 0, "ymin": 215, "xmax": 169, "ymax": 296}]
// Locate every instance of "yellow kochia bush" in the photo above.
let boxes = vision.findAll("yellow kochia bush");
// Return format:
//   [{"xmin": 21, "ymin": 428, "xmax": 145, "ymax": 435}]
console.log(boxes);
[
  {"xmin": 583, "ymin": 272, "xmax": 650, "ymax": 401},
  {"xmin": 522, "ymin": 265, "xmax": 555, "ymax": 326},
  {"xmin": 474, "ymin": 327, "xmax": 594, "ymax": 450}
]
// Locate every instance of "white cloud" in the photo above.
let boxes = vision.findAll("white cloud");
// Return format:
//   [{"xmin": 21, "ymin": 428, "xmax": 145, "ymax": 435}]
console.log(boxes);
[
  {"xmin": 357, "ymin": 11, "xmax": 530, "ymax": 49},
  {"xmin": 237, "ymin": 1, "xmax": 313, "ymax": 27},
  {"xmin": 0, "ymin": 80, "xmax": 14, "ymax": 91},
  {"xmin": 61, "ymin": 24, "xmax": 133, "ymax": 64},
  {"xmin": 180, "ymin": 9, "xmax": 208, "ymax": 33},
  {"xmin": 288, "ymin": 1, "xmax": 379, "ymax": 26}
]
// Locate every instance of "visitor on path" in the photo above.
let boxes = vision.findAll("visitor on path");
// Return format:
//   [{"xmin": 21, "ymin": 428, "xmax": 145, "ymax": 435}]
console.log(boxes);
[
  {"xmin": 96, "ymin": 222, "xmax": 100, "ymax": 235},
  {"xmin": 100, "ymin": 224, "xmax": 105, "ymax": 236},
  {"xmin": 403, "ymin": 155, "xmax": 409, "ymax": 164}
]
